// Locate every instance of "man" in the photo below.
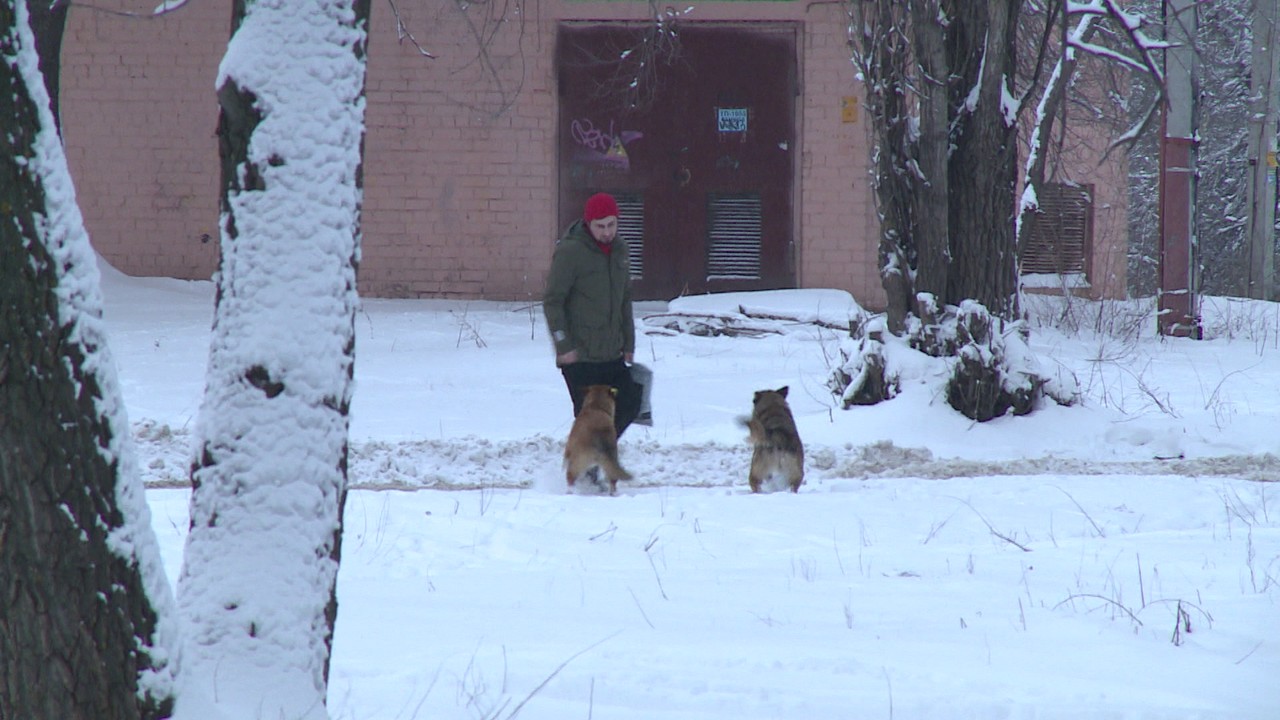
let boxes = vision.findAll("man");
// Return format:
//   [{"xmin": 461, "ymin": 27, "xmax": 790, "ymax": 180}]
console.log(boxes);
[{"xmin": 543, "ymin": 192, "xmax": 644, "ymax": 438}]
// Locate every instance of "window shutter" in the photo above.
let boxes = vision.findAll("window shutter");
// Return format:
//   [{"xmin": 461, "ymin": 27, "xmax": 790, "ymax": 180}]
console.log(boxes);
[
  {"xmin": 614, "ymin": 192, "xmax": 644, "ymax": 280},
  {"xmin": 1022, "ymin": 183, "xmax": 1092, "ymax": 276},
  {"xmin": 706, "ymin": 192, "xmax": 763, "ymax": 280}
]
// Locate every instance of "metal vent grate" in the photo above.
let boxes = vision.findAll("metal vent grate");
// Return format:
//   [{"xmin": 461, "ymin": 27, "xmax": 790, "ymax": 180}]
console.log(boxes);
[
  {"xmin": 1022, "ymin": 183, "xmax": 1091, "ymax": 275},
  {"xmin": 614, "ymin": 193, "xmax": 644, "ymax": 280},
  {"xmin": 706, "ymin": 193, "xmax": 762, "ymax": 280}
]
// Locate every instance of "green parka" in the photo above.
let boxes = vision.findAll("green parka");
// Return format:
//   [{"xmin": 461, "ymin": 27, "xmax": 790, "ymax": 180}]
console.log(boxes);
[{"xmin": 543, "ymin": 220, "xmax": 635, "ymax": 363}]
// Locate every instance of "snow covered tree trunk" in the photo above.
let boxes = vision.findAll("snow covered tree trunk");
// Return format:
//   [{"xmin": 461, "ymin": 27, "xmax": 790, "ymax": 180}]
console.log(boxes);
[
  {"xmin": 174, "ymin": 0, "xmax": 369, "ymax": 717},
  {"xmin": 0, "ymin": 1, "xmax": 176, "ymax": 717}
]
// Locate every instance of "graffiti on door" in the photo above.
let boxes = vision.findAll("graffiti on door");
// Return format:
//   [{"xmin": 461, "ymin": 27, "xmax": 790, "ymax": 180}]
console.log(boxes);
[{"xmin": 570, "ymin": 118, "xmax": 643, "ymax": 171}]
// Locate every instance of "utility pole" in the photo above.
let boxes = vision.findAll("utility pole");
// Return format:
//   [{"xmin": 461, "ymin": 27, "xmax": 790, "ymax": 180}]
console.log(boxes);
[
  {"xmin": 1158, "ymin": 0, "xmax": 1199, "ymax": 337},
  {"xmin": 1247, "ymin": 0, "xmax": 1280, "ymax": 300}
]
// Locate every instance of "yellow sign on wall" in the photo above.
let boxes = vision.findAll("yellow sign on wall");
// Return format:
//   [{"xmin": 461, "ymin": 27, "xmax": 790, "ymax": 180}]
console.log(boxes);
[{"xmin": 841, "ymin": 96, "xmax": 859, "ymax": 124}]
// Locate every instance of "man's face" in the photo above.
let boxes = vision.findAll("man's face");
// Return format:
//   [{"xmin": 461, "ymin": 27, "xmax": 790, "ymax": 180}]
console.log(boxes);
[{"xmin": 588, "ymin": 216, "xmax": 618, "ymax": 244}]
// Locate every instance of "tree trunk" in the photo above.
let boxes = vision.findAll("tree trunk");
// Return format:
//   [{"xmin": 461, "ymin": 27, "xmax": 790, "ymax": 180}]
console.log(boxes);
[
  {"xmin": 1, "ymin": 2, "xmax": 173, "ymax": 717},
  {"xmin": 853, "ymin": 1, "xmax": 918, "ymax": 332},
  {"xmin": 910, "ymin": 0, "xmax": 951, "ymax": 301},
  {"xmin": 856, "ymin": 0, "xmax": 1026, "ymax": 324},
  {"xmin": 946, "ymin": 0, "xmax": 1023, "ymax": 319},
  {"xmin": 25, "ymin": 0, "xmax": 67, "ymax": 129},
  {"xmin": 174, "ymin": 0, "xmax": 370, "ymax": 716}
]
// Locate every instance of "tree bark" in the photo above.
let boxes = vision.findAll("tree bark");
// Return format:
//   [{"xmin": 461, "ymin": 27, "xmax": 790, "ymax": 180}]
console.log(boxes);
[
  {"xmin": 910, "ymin": 0, "xmax": 951, "ymax": 301},
  {"xmin": 1, "ymin": 3, "xmax": 171, "ymax": 717},
  {"xmin": 946, "ymin": 0, "xmax": 1023, "ymax": 318},
  {"xmin": 853, "ymin": 1, "xmax": 918, "ymax": 332},
  {"xmin": 855, "ymin": 1, "xmax": 1025, "ymax": 324}
]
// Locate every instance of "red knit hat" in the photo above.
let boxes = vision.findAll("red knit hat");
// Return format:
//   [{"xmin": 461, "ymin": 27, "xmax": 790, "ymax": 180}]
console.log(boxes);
[{"xmin": 583, "ymin": 193, "xmax": 620, "ymax": 223}]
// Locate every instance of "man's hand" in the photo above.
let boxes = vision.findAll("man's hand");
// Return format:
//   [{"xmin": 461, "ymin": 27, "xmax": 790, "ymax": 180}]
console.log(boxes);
[
  {"xmin": 624, "ymin": 353, "xmax": 634, "ymax": 364},
  {"xmin": 556, "ymin": 349, "xmax": 579, "ymax": 366}
]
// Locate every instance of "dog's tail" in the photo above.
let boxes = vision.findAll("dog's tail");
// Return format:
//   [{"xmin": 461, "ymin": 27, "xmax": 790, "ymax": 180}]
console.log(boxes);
[{"xmin": 593, "ymin": 435, "xmax": 632, "ymax": 481}]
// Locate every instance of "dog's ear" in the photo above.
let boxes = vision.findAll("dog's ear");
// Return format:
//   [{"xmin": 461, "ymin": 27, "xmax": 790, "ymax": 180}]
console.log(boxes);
[{"xmin": 777, "ymin": 386, "xmax": 789, "ymax": 398}]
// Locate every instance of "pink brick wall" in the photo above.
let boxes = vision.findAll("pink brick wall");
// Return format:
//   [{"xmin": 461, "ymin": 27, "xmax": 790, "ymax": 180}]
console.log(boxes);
[
  {"xmin": 1058, "ymin": 74, "xmax": 1130, "ymax": 302},
  {"xmin": 62, "ymin": 0, "xmax": 225, "ymax": 280},
  {"xmin": 1059, "ymin": 145, "xmax": 1129, "ymax": 301},
  {"xmin": 61, "ymin": 0, "xmax": 888, "ymax": 305},
  {"xmin": 359, "ymin": 0, "xmax": 559, "ymax": 300},
  {"xmin": 63, "ymin": 1, "xmax": 1118, "ymax": 309},
  {"xmin": 798, "ymin": 4, "xmax": 885, "ymax": 309}
]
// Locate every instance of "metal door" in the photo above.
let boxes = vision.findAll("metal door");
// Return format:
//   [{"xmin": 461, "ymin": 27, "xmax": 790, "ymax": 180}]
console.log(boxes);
[{"xmin": 557, "ymin": 24, "xmax": 797, "ymax": 300}]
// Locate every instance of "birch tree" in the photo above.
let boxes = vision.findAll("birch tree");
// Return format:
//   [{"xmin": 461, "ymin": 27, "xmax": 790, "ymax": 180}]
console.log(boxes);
[
  {"xmin": 0, "ymin": 1, "xmax": 176, "ymax": 716},
  {"xmin": 173, "ymin": 0, "xmax": 370, "ymax": 717}
]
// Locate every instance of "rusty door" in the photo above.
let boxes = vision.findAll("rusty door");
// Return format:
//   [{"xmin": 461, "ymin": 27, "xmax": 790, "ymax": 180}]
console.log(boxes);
[{"xmin": 557, "ymin": 23, "xmax": 797, "ymax": 300}]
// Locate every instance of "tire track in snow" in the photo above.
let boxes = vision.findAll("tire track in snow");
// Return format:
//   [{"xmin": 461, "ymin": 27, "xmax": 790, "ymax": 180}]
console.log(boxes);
[{"xmin": 133, "ymin": 422, "xmax": 1279, "ymax": 490}]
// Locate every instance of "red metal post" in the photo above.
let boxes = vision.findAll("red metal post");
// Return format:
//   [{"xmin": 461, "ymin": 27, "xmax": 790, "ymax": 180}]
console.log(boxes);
[{"xmin": 1157, "ymin": 134, "xmax": 1199, "ymax": 338}]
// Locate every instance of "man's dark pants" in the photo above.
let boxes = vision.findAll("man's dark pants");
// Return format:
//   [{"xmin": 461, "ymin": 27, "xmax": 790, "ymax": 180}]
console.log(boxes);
[{"xmin": 560, "ymin": 358, "xmax": 642, "ymax": 438}]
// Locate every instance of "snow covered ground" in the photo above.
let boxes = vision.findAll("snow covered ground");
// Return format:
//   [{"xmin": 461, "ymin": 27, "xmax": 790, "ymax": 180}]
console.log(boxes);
[{"xmin": 103, "ymin": 264, "xmax": 1278, "ymax": 719}]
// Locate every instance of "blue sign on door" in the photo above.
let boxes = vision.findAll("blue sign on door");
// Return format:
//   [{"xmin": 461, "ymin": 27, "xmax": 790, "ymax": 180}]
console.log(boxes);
[{"xmin": 717, "ymin": 108, "xmax": 748, "ymax": 133}]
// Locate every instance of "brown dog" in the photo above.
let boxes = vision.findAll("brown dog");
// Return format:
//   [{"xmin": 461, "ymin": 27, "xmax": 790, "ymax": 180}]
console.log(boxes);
[
  {"xmin": 564, "ymin": 385, "xmax": 632, "ymax": 495},
  {"xmin": 743, "ymin": 386, "xmax": 804, "ymax": 493}
]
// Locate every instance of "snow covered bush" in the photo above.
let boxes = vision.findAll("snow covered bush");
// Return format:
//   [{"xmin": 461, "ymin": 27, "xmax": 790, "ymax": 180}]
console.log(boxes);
[
  {"xmin": 827, "ymin": 314, "xmax": 899, "ymax": 408},
  {"xmin": 944, "ymin": 300, "xmax": 1078, "ymax": 420},
  {"xmin": 829, "ymin": 297, "xmax": 1077, "ymax": 422}
]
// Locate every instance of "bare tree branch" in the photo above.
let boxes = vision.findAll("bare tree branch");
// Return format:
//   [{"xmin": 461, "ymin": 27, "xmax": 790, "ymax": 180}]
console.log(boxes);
[{"xmin": 387, "ymin": 0, "xmax": 436, "ymax": 58}]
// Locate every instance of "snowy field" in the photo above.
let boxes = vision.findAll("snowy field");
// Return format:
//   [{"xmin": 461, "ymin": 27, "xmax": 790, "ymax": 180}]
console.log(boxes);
[{"xmin": 102, "ymin": 263, "xmax": 1278, "ymax": 719}]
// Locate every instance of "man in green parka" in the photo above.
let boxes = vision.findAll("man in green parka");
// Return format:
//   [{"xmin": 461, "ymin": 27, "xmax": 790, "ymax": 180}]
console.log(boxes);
[{"xmin": 543, "ymin": 192, "xmax": 643, "ymax": 438}]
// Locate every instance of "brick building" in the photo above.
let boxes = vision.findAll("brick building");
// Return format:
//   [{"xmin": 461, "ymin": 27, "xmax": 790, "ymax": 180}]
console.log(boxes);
[{"xmin": 60, "ymin": 1, "xmax": 1126, "ymax": 306}]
